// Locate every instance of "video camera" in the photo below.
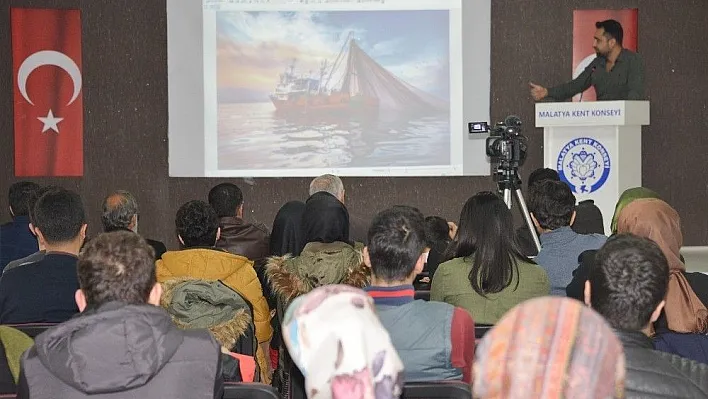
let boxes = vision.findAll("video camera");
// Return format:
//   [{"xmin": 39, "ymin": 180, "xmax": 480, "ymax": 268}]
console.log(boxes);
[{"xmin": 468, "ymin": 115, "xmax": 528, "ymax": 168}]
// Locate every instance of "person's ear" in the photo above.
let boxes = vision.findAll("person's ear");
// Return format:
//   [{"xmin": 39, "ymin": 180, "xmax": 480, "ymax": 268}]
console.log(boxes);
[
  {"xmin": 28, "ymin": 223, "xmax": 37, "ymax": 237},
  {"xmin": 413, "ymin": 252, "xmax": 426, "ymax": 275},
  {"xmin": 8, "ymin": 206, "xmax": 14, "ymax": 218},
  {"xmin": 530, "ymin": 213, "xmax": 541, "ymax": 232},
  {"xmin": 237, "ymin": 204, "xmax": 244, "ymax": 218},
  {"xmin": 215, "ymin": 227, "xmax": 221, "ymax": 243},
  {"xmin": 80, "ymin": 224, "xmax": 88, "ymax": 241},
  {"xmin": 178, "ymin": 235, "xmax": 185, "ymax": 246},
  {"xmin": 35, "ymin": 227, "xmax": 48, "ymax": 248},
  {"xmin": 584, "ymin": 280, "xmax": 592, "ymax": 306},
  {"xmin": 75, "ymin": 289, "xmax": 87, "ymax": 312},
  {"xmin": 363, "ymin": 247, "xmax": 372, "ymax": 268},
  {"xmin": 148, "ymin": 283, "xmax": 163, "ymax": 306},
  {"xmin": 570, "ymin": 211, "xmax": 577, "ymax": 226},
  {"xmin": 650, "ymin": 300, "xmax": 666, "ymax": 323}
]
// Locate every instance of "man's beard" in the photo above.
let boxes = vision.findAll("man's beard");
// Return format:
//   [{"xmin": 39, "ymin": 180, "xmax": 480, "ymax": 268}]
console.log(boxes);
[{"xmin": 595, "ymin": 49, "xmax": 608, "ymax": 59}]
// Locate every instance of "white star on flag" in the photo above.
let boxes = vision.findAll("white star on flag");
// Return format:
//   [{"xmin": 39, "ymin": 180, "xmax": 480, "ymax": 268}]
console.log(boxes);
[{"xmin": 37, "ymin": 109, "xmax": 63, "ymax": 133}]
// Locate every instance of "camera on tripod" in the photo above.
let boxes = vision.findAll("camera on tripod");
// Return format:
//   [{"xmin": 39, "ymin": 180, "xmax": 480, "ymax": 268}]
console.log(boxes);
[{"xmin": 468, "ymin": 115, "xmax": 528, "ymax": 167}]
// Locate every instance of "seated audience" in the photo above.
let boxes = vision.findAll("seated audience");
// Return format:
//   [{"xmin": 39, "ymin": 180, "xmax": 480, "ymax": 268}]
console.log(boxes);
[
  {"xmin": 529, "ymin": 180, "xmax": 606, "ymax": 295},
  {"xmin": 156, "ymin": 200, "xmax": 272, "ymax": 382},
  {"xmin": 517, "ymin": 168, "xmax": 605, "ymax": 256},
  {"xmin": 609, "ymin": 186, "xmax": 661, "ymax": 233},
  {"xmin": 266, "ymin": 192, "xmax": 368, "ymax": 307},
  {"xmin": 2, "ymin": 186, "xmax": 59, "ymax": 276},
  {"xmin": 269, "ymin": 201, "xmax": 306, "ymax": 258},
  {"xmin": 17, "ymin": 231, "xmax": 223, "ymax": 398},
  {"xmin": 473, "ymin": 297, "xmax": 625, "ymax": 399},
  {"xmin": 364, "ymin": 206, "xmax": 475, "ymax": 383},
  {"xmin": 421, "ymin": 215, "xmax": 453, "ymax": 281},
  {"xmin": 101, "ymin": 190, "xmax": 166, "ymax": 260},
  {"xmin": 282, "ymin": 285, "xmax": 404, "ymax": 399},
  {"xmin": 209, "ymin": 183, "xmax": 270, "ymax": 266},
  {"xmin": 0, "ymin": 189, "xmax": 84, "ymax": 323},
  {"xmin": 0, "ymin": 327, "xmax": 33, "ymax": 393},
  {"xmin": 0, "ymin": 182, "xmax": 40, "ymax": 270},
  {"xmin": 617, "ymin": 199, "xmax": 708, "ymax": 332},
  {"xmin": 586, "ymin": 234, "xmax": 708, "ymax": 397},
  {"xmin": 161, "ymin": 278, "xmax": 258, "ymax": 382},
  {"xmin": 432, "ymin": 192, "xmax": 549, "ymax": 324},
  {"xmin": 309, "ymin": 173, "xmax": 366, "ymax": 244}
]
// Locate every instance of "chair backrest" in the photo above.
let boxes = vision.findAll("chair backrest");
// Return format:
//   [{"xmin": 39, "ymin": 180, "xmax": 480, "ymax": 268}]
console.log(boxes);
[
  {"xmin": 223, "ymin": 383, "xmax": 280, "ymax": 399},
  {"xmin": 475, "ymin": 324, "xmax": 493, "ymax": 339},
  {"xmin": 402, "ymin": 381, "xmax": 472, "ymax": 399},
  {"xmin": 2, "ymin": 323, "xmax": 56, "ymax": 339},
  {"xmin": 414, "ymin": 290, "xmax": 430, "ymax": 301}
]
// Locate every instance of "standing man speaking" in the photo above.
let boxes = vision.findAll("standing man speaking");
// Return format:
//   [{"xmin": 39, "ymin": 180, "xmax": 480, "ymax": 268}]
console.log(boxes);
[{"xmin": 530, "ymin": 19, "xmax": 644, "ymax": 101}]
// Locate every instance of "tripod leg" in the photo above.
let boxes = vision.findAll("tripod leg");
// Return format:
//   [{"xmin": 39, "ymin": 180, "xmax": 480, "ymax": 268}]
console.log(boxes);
[
  {"xmin": 503, "ymin": 189, "xmax": 512, "ymax": 209},
  {"xmin": 514, "ymin": 188, "xmax": 541, "ymax": 253}
]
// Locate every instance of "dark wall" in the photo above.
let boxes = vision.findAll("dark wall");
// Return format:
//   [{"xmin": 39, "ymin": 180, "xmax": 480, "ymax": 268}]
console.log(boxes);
[{"xmin": 1, "ymin": 0, "xmax": 707, "ymax": 247}]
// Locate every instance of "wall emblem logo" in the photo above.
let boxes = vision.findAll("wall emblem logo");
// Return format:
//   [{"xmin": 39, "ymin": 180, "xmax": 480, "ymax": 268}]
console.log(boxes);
[{"xmin": 556, "ymin": 137, "xmax": 610, "ymax": 194}]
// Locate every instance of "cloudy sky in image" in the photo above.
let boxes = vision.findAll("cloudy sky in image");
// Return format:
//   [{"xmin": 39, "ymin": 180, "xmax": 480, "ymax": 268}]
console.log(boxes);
[{"xmin": 216, "ymin": 10, "xmax": 450, "ymax": 103}]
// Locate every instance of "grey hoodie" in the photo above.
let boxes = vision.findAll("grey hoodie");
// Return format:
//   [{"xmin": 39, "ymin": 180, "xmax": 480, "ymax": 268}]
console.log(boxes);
[{"xmin": 17, "ymin": 302, "xmax": 222, "ymax": 398}]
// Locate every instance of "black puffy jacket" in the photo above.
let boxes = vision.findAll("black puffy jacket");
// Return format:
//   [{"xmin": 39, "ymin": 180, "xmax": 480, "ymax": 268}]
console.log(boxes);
[{"xmin": 617, "ymin": 329, "xmax": 708, "ymax": 398}]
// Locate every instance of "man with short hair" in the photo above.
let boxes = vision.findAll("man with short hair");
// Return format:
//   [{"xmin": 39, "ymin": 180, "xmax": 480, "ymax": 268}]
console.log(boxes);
[
  {"xmin": 363, "ymin": 206, "xmax": 475, "ymax": 383},
  {"xmin": 17, "ymin": 231, "xmax": 223, "ymax": 398},
  {"xmin": 531, "ymin": 19, "xmax": 644, "ymax": 101},
  {"xmin": 0, "ymin": 181, "xmax": 40, "ymax": 270},
  {"xmin": 517, "ymin": 168, "xmax": 605, "ymax": 256},
  {"xmin": 529, "ymin": 180, "xmax": 606, "ymax": 295},
  {"xmin": 308, "ymin": 174, "xmax": 345, "ymax": 202},
  {"xmin": 586, "ymin": 234, "xmax": 708, "ymax": 397},
  {"xmin": 0, "ymin": 189, "xmax": 85, "ymax": 323},
  {"xmin": 209, "ymin": 183, "xmax": 269, "ymax": 266},
  {"xmin": 157, "ymin": 200, "xmax": 272, "ymax": 382},
  {"xmin": 101, "ymin": 190, "xmax": 167, "ymax": 260}
]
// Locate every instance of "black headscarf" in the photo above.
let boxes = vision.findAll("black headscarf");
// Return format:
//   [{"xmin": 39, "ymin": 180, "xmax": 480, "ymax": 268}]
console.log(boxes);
[
  {"xmin": 302, "ymin": 192, "xmax": 351, "ymax": 245},
  {"xmin": 270, "ymin": 201, "xmax": 306, "ymax": 257}
]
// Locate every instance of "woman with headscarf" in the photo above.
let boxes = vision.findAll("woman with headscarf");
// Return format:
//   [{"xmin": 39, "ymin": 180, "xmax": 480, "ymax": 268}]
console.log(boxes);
[
  {"xmin": 566, "ymin": 187, "xmax": 662, "ymax": 299},
  {"xmin": 616, "ymin": 198, "xmax": 708, "ymax": 334},
  {"xmin": 282, "ymin": 285, "xmax": 404, "ymax": 399},
  {"xmin": 266, "ymin": 192, "xmax": 370, "ymax": 394},
  {"xmin": 473, "ymin": 297, "xmax": 625, "ymax": 399},
  {"xmin": 270, "ymin": 201, "xmax": 307, "ymax": 258}
]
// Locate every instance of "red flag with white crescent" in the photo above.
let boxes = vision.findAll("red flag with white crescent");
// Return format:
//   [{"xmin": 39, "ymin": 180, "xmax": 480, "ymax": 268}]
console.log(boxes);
[
  {"xmin": 12, "ymin": 8, "xmax": 83, "ymax": 177},
  {"xmin": 572, "ymin": 9, "xmax": 638, "ymax": 102}
]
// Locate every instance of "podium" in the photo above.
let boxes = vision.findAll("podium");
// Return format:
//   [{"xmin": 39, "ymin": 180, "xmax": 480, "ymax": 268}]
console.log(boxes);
[{"xmin": 535, "ymin": 101, "xmax": 650, "ymax": 235}]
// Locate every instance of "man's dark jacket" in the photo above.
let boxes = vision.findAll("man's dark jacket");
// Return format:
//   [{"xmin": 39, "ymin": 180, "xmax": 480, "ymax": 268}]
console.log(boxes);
[
  {"xmin": 17, "ymin": 302, "xmax": 223, "ymax": 398},
  {"xmin": 616, "ymin": 329, "xmax": 708, "ymax": 398}
]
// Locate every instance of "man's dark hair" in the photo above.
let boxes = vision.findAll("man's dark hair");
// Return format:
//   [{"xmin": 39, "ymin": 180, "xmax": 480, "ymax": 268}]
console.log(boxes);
[
  {"xmin": 208, "ymin": 183, "xmax": 243, "ymax": 218},
  {"xmin": 367, "ymin": 206, "xmax": 426, "ymax": 282},
  {"xmin": 529, "ymin": 180, "xmax": 576, "ymax": 230},
  {"xmin": 176, "ymin": 200, "xmax": 219, "ymax": 248},
  {"xmin": 527, "ymin": 168, "xmax": 560, "ymax": 190},
  {"xmin": 596, "ymin": 19, "xmax": 624, "ymax": 46},
  {"xmin": 424, "ymin": 216, "xmax": 450, "ymax": 247},
  {"xmin": 590, "ymin": 234, "xmax": 669, "ymax": 330},
  {"xmin": 9, "ymin": 181, "xmax": 40, "ymax": 217},
  {"xmin": 33, "ymin": 189, "xmax": 86, "ymax": 244},
  {"xmin": 101, "ymin": 191, "xmax": 138, "ymax": 232},
  {"xmin": 27, "ymin": 186, "xmax": 61, "ymax": 225},
  {"xmin": 78, "ymin": 231, "xmax": 156, "ymax": 307}
]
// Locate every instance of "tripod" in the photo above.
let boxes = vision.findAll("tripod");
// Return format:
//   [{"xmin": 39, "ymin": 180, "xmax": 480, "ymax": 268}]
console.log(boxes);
[{"xmin": 494, "ymin": 163, "xmax": 541, "ymax": 253}]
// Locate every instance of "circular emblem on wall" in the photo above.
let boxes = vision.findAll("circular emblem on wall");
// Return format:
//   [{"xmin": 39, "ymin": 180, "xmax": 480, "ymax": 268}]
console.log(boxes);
[{"xmin": 556, "ymin": 137, "xmax": 610, "ymax": 194}]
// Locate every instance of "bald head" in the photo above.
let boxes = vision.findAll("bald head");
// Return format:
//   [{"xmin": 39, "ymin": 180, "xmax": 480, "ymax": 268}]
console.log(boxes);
[
  {"xmin": 309, "ymin": 174, "xmax": 345, "ymax": 202},
  {"xmin": 101, "ymin": 190, "xmax": 139, "ymax": 233}
]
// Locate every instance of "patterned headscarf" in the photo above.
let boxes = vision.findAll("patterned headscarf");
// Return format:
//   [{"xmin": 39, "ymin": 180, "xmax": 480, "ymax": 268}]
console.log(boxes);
[
  {"xmin": 474, "ymin": 297, "xmax": 625, "ymax": 399},
  {"xmin": 282, "ymin": 285, "xmax": 404, "ymax": 399},
  {"xmin": 610, "ymin": 187, "xmax": 661, "ymax": 233},
  {"xmin": 617, "ymin": 198, "xmax": 708, "ymax": 333}
]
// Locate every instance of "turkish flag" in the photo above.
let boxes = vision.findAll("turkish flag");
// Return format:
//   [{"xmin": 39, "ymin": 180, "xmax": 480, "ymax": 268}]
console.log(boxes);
[
  {"xmin": 11, "ymin": 8, "xmax": 83, "ymax": 177},
  {"xmin": 572, "ymin": 9, "xmax": 638, "ymax": 102}
]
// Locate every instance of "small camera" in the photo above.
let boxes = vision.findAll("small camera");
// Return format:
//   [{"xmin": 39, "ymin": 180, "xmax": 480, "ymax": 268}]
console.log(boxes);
[{"xmin": 468, "ymin": 115, "xmax": 527, "ymax": 167}]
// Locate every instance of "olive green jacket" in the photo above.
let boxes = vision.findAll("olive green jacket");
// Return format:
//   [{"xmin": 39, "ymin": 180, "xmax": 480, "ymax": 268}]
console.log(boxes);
[{"xmin": 431, "ymin": 256, "xmax": 550, "ymax": 325}]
